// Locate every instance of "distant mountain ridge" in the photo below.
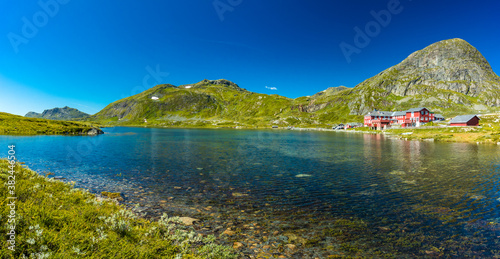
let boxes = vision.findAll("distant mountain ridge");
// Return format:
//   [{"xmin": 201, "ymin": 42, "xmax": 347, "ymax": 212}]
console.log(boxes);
[
  {"xmin": 87, "ymin": 38, "xmax": 500, "ymax": 127},
  {"xmin": 25, "ymin": 106, "xmax": 89, "ymax": 121}
]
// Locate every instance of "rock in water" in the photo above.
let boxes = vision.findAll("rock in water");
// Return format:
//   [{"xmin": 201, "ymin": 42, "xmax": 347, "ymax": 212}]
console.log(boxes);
[
  {"xmin": 178, "ymin": 217, "xmax": 199, "ymax": 226},
  {"xmin": 87, "ymin": 128, "xmax": 104, "ymax": 135},
  {"xmin": 295, "ymin": 174, "xmax": 312, "ymax": 178},
  {"xmin": 233, "ymin": 242, "xmax": 244, "ymax": 250}
]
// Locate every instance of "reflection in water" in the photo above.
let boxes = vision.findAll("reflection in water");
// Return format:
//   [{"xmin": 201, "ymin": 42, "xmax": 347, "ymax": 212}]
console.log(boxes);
[{"xmin": 2, "ymin": 128, "xmax": 500, "ymax": 257}]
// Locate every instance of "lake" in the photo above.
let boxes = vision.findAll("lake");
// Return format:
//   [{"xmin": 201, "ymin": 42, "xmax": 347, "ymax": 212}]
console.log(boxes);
[{"xmin": 2, "ymin": 127, "xmax": 500, "ymax": 258}]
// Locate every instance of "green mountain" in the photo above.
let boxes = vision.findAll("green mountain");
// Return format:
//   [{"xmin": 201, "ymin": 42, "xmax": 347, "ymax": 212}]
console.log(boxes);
[
  {"xmin": 91, "ymin": 79, "xmax": 317, "ymax": 127},
  {"xmin": 25, "ymin": 106, "xmax": 90, "ymax": 121},
  {"xmin": 91, "ymin": 39, "xmax": 500, "ymax": 127},
  {"xmin": 342, "ymin": 38, "xmax": 500, "ymax": 116}
]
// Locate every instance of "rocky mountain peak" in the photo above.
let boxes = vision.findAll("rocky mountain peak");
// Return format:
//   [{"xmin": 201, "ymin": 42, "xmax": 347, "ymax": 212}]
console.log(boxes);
[
  {"xmin": 396, "ymin": 38, "xmax": 497, "ymax": 82},
  {"xmin": 346, "ymin": 38, "xmax": 500, "ymax": 115},
  {"xmin": 193, "ymin": 79, "xmax": 244, "ymax": 90}
]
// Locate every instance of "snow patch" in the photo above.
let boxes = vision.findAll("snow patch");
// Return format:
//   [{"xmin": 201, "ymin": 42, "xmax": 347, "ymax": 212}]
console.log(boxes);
[
  {"xmin": 151, "ymin": 96, "xmax": 159, "ymax": 100},
  {"xmin": 185, "ymin": 85, "xmax": 192, "ymax": 89}
]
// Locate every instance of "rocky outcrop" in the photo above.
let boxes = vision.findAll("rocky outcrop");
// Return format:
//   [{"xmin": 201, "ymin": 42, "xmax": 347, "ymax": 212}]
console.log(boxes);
[
  {"xmin": 86, "ymin": 128, "xmax": 104, "ymax": 135},
  {"xmin": 311, "ymin": 86, "xmax": 349, "ymax": 98},
  {"xmin": 192, "ymin": 79, "xmax": 246, "ymax": 91}
]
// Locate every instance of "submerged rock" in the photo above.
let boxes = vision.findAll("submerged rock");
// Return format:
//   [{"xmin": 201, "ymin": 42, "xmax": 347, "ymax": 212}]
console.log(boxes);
[
  {"xmin": 178, "ymin": 217, "xmax": 199, "ymax": 226},
  {"xmin": 222, "ymin": 228, "xmax": 236, "ymax": 236},
  {"xmin": 233, "ymin": 242, "xmax": 244, "ymax": 250}
]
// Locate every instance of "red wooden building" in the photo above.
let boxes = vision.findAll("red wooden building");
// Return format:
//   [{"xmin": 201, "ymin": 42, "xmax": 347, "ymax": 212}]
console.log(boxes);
[
  {"xmin": 449, "ymin": 115, "xmax": 480, "ymax": 126},
  {"xmin": 364, "ymin": 107, "xmax": 436, "ymax": 129}
]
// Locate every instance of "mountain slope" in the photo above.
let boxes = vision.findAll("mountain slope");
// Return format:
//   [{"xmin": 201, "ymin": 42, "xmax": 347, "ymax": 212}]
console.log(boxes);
[
  {"xmin": 25, "ymin": 106, "xmax": 90, "ymax": 120},
  {"xmin": 93, "ymin": 79, "xmax": 292, "ymax": 126},
  {"xmin": 343, "ymin": 38, "xmax": 500, "ymax": 115},
  {"xmin": 91, "ymin": 39, "xmax": 500, "ymax": 127}
]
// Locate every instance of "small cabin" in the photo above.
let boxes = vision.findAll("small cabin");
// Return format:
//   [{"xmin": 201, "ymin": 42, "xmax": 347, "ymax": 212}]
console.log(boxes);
[
  {"xmin": 434, "ymin": 114, "xmax": 445, "ymax": 121},
  {"xmin": 345, "ymin": 122, "xmax": 363, "ymax": 129},
  {"xmin": 449, "ymin": 115, "xmax": 480, "ymax": 126}
]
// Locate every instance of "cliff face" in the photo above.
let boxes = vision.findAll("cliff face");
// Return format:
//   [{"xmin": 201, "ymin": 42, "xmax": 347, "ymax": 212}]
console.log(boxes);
[{"xmin": 346, "ymin": 38, "xmax": 500, "ymax": 115}]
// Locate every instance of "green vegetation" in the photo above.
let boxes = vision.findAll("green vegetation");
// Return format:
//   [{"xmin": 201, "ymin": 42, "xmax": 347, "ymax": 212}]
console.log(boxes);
[
  {"xmin": 0, "ymin": 112, "xmax": 103, "ymax": 135},
  {"xmin": 0, "ymin": 159, "xmax": 237, "ymax": 258},
  {"xmin": 89, "ymin": 79, "xmax": 362, "ymax": 128}
]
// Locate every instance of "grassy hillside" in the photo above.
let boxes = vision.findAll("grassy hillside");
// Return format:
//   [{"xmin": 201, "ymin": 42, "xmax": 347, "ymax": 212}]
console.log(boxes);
[
  {"xmin": 90, "ymin": 79, "xmax": 363, "ymax": 128},
  {"xmin": 0, "ymin": 112, "xmax": 102, "ymax": 135},
  {"xmin": 0, "ymin": 159, "xmax": 237, "ymax": 258}
]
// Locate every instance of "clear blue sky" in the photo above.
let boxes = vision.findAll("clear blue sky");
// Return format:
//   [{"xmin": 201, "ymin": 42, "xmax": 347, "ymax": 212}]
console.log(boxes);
[{"xmin": 1, "ymin": 0, "xmax": 499, "ymax": 116}]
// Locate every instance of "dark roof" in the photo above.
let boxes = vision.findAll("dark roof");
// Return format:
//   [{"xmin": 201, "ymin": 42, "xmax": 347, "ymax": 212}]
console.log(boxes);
[
  {"xmin": 434, "ymin": 114, "xmax": 445, "ymax": 119},
  {"xmin": 449, "ymin": 115, "xmax": 479, "ymax": 123},
  {"xmin": 406, "ymin": 107, "xmax": 428, "ymax": 112},
  {"xmin": 391, "ymin": 111, "xmax": 406, "ymax": 116},
  {"xmin": 366, "ymin": 110, "xmax": 394, "ymax": 116}
]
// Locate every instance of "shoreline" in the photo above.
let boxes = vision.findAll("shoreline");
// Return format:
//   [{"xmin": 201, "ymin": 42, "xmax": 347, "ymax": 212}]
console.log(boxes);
[
  {"xmin": 3, "ymin": 117, "xmax": 500, "ymax": 144},
  {"xmin": 0, "ymin": 159, "xmax": 238, "ymax": 258}
]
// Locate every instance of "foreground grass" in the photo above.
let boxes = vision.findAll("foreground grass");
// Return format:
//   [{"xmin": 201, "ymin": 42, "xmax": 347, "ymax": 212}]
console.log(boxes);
[
  {"xmin": 0, "ymin": 112, "xmax": 102, "ymax": 135},
  {"xmin": 0, "ymin": 159, "xmax": 237, "ymax": 258}
]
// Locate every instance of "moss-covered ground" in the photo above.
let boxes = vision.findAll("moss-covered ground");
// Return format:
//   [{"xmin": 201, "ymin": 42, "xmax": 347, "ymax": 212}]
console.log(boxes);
[
  {"xmin": 0, "ymin": 112, "xmax": 102, "ymax": 135},
  {"xmin": 0, "ymin": 159, "xmax": 237, "ymax": 258}
]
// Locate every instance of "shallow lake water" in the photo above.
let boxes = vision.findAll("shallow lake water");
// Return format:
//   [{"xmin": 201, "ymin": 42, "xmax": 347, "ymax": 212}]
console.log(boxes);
[{"xmin": 2, "ymin": 127, "xmax": 500, "ymax": 258}]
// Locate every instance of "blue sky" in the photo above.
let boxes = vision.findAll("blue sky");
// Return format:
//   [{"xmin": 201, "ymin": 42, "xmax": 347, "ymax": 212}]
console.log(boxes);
[{"xmin": 1, "ymin": 0, "xmax": 499, "ymax": 116}]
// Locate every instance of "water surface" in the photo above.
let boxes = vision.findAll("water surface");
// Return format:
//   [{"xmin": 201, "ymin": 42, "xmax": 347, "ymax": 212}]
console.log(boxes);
[{"xmin": 2, "ymin": 127, "xmax": 500, "ymax": 258}]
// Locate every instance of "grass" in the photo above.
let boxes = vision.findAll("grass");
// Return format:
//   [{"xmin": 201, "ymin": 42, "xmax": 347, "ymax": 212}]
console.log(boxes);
[
  {"xmin": 0, "ymin": 159, "xmax": 238, "ymax": 258},
  {"xmin": 0, "ymin": 112, "xmax": 102, "ymax": 135}
]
